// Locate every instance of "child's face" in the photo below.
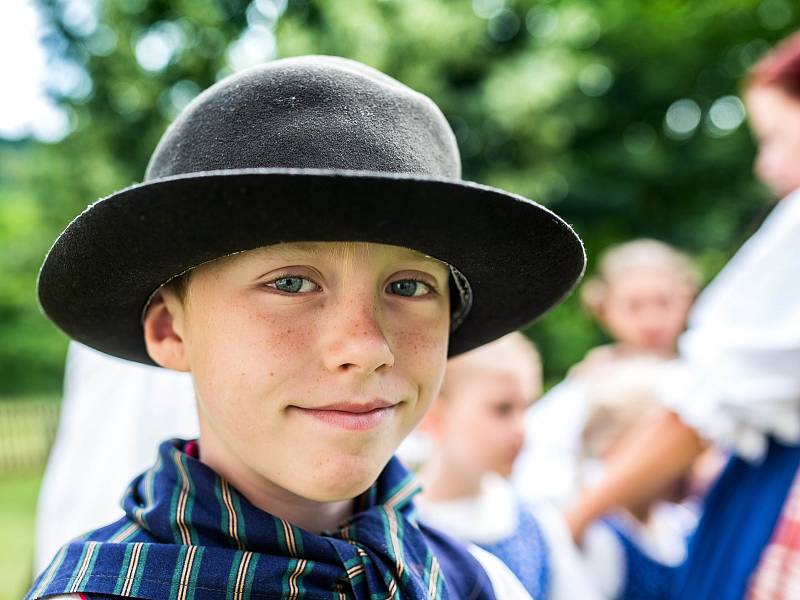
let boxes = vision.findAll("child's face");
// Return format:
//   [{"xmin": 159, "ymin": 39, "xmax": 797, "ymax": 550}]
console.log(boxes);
[
  {"xmin": 433, "ymin": 365, "xmax": 535, "ymax": 478},
  {"xmin": 599, "ymin": 269, "xmax": 693, "ymax": 353},
  {"xmin": 149, "ymin": 241, "xmax": 451, "ymax": 503}
]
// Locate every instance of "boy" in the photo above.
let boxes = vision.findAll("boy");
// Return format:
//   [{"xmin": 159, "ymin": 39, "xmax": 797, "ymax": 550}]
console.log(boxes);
[{"xmin": 28, "ymin": 55, "xmax": 584, "ymax": 599}]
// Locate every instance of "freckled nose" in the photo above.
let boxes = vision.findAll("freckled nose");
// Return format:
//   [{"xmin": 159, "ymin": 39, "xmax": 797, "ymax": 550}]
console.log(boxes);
[{"xmin": 321, "ymin": 297, "xmax": 395, "ymax": 375}]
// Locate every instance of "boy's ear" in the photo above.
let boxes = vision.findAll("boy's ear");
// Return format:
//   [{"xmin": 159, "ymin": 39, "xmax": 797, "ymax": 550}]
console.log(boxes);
[{"xmin": 142, "ymin": 289, "xmax": 190, "ymax": 372}]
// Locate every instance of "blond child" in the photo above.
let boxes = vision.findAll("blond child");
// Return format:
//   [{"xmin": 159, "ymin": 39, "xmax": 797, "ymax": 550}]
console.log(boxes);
[
  {"xmin": 513, "ymin": 239, "xmax": 700, "ymax": 506},
  {"xmin": 416, "ymin": 333, "xmax": 604, "ymax": 600},
  {"xmin": 578, "ymin": 238, "xmax": 699, "ymax": 365},
  {"xmin": 511, "ymin": 242, "xmax": 703, "ymax": 599}
]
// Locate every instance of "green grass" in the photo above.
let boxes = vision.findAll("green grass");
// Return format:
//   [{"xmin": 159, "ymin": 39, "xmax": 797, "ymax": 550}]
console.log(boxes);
[{"xmin": 0, "ymin": 471, "xmax": 43, "ymax": 600}]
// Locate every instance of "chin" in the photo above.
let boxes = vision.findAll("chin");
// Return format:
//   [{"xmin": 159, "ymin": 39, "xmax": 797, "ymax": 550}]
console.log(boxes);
[
  {"xmin": 304, "ymin": 453, "xmax": 389, "ymax": 502},
  {"xmin": 777, "ymin": 183, "xmax": 799, "ymax": 199},
  {"xmin": 493, "ymin": 460, "xmax": 516, "ymax": 478}
]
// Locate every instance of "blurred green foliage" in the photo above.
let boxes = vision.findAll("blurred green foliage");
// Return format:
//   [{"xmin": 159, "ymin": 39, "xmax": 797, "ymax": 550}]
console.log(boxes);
[
  {"xmin": 1, "ymin": 0, "xmax": 797, "ymax": 394},
  {"xmin": 0, "ymin": 471, "xmax": 41, "ymax": 598}
]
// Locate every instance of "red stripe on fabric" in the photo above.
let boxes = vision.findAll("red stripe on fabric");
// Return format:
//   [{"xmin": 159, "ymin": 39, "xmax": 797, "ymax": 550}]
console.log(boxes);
[
  {"xmin": 747, "ymin": 469, "xmax": 800, "ymax": 598},
  {"xmin": 185, "ymin": 440, "xmax": 200, "ymax": 458}
]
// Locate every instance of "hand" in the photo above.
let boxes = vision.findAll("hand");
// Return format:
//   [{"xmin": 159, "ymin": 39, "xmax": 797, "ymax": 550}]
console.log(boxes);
[{"xmin": 563, "ymin": 502, "xmax": 590, "ymax": 545}]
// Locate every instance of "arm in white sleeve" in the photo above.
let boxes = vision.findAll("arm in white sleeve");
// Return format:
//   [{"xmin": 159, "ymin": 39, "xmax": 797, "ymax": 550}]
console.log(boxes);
[
  {"xmin": 663, "ymin": 346, "xmax": 800, "ymax": 462},
  {"xmin": 665, "ymin": 191, "xmax": 800, "ymax": 462}
]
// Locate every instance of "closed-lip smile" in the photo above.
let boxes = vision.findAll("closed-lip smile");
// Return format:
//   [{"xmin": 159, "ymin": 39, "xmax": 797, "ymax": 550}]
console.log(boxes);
[{"xmin": 290, "ymin": 399, "xmax": 398, "ymax": 430}]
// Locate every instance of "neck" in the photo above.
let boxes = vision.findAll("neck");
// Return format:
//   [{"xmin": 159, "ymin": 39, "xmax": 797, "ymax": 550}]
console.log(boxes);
[
  {"xmin": 418, "ymin": 452, "xmax": 483, "ymax": 501},
  {"xmin": 197, "ymin": 437, "xmax": 355, "ymax": 534}
]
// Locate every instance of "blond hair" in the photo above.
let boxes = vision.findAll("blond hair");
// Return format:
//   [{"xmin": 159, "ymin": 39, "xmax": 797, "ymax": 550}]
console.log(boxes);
[
  {"xmin": 580, "ymin": 357, "xmax": 666, "ymax": 459},
  {"xmin": 580, "ymin": 239, "xmax": 700, "ymax": 316},
  {"xmin": 440, "ymin": 332, "xmax": 542, "ymax": 402}
]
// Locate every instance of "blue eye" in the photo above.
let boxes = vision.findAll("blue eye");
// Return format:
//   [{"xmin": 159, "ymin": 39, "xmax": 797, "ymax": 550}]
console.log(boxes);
[
  {"xmin": 268, "ymin": 276, "xmax": 318, "ymax": 294},
  {"xmin": 389, "ymin": 279, "xmax": 431, "ymax": 297}
]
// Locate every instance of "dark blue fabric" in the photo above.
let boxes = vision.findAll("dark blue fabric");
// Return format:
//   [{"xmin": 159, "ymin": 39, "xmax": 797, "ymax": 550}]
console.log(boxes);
[
  {"xmin": 479, "ymin": 501, "xmax": 549, "ymax": 599},
  {"xmin": 418, "ymin": 523, "xmax": 499, "ymax": 600},
  {"xmin": 28, "ymin": 439, "xmax": 496, "ymax": 600},
  {"xmin": 604, "ymin": 517, "xmax": 677, "ymax": 600},
  {"xmin": 671, "ymin": 439, "xmax": 800, "ymax": 600}
]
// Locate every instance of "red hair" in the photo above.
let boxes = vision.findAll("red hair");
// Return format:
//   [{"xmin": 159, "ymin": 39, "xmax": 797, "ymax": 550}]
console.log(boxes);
[{"xmin": 747, "ymin": 31, "xmax": 800, "ymax": 97}]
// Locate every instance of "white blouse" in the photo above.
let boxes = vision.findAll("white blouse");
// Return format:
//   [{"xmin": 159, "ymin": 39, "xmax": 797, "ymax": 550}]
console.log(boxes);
[
  {"xmin": 34, "ymin": 343, "xmax": 199, "ymax": 574},
  {"xmin": 417, "ymin": 473, "xmax": 604, "ymax": 600},
  {"xmin": 662, "ymin": 189, "xmax": 800, "ymax": 461}
]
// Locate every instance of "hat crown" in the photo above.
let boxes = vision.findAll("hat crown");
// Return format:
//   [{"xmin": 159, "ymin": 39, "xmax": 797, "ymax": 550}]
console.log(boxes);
[{"xmin": 145, "ymin": 56, "xmax": 462, "ymax": 181}]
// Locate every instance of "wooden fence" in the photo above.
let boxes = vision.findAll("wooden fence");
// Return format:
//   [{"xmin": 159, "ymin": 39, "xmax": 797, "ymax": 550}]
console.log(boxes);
[{"xmin": 0, "ymin": 400, "xmax": 60, "ymax": 474}]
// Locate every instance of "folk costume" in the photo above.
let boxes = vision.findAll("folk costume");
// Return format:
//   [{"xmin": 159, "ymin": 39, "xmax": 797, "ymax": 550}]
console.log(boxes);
[
  {"xmin": 416, "ymin": 472, "xmax": 605, "ymax": 600},
  {"xmin": 512, "ymin": 358, "xmax": 697, "ymax": 599},
  {"xmin": 665, "ymin": 188, "xmax": 800, "ymax": 598},
  {"xmin": 29, "ymin": 439, "xmax": 502, "ymax": 599},
  {"xmin": 30, "ymin": 55, "xmax": 585, "ymax": 599},
  {"xmin": 416, "ymin": 472, "xmax": 550, "ymax": 598},
  {"xmin": 586, "ymin": 510, "xmax": 692, "ymax": 600}
]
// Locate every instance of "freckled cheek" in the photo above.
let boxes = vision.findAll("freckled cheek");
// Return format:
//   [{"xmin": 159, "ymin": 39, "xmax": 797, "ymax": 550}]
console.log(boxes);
[
  {"xmin": 393, "ymin": 327, "xmax": 447, "ymax": 362},
  {"xmin": 187, "ymin": 301, "xmax": 320, "ymax": 404},
  {"xmin": 389, "ymin": 302, "xmax": 450, "ymax": 355},
  {"xmin": 240, "ymin": 308, "xmax": 319, "ymax": 367},
  {"xmin": 391, "ymin": 319, "xmax": 449, "ymax": 406}
]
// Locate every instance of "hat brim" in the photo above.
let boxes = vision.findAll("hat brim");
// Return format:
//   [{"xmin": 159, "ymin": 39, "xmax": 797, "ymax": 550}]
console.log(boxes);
[{"xmin": 38, "ymin": 169, "xmax": 585, "ymax": 365}]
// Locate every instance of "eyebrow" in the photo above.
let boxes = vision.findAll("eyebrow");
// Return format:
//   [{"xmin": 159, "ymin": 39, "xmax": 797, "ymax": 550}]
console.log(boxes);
[{"xmin": 254, "ymin": 242, "xmax": 447, "ymax": 267}]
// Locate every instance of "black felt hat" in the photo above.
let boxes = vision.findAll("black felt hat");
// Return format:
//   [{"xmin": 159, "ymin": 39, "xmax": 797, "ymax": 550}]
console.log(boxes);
[{"xmin": 38, "ymin": 55, "xmax": 585, "ymax": 365}]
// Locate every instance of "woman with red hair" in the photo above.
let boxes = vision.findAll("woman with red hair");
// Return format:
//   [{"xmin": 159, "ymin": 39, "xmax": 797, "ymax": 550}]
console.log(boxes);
[
  {"xmin": 746, "ymin": 32, "xmax": 800, "ymax": 199},
  {"xmin": 563, "ymin": 32, "xmax": 800, "ymax": 599}
]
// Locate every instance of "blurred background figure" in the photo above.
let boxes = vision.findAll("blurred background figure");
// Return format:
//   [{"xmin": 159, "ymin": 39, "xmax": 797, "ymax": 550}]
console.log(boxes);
[
  {"xmin": 580, "ymin": 240, "xmax": 699, "ymax": 361},
  {"xmin": 513, "ymin": 239, "xmax": 700, "ymax": 506},
  {"xmin": 33, "ymin": 343, "xmax": 198, "ymax": 573},
  {"xmin": 564, "ymin": 30, "xmax": 800, "ymax": 600},
  {"xmin": 416, "ymin": 331, "xmax": 700, "ymax": 599},
  {"xmin": 416, "ymin": 333, "xmax": 603, "ymax": 600},
  {"xmin": 576, "ymin": 369, "xmax": 707, "ymax": 600}
]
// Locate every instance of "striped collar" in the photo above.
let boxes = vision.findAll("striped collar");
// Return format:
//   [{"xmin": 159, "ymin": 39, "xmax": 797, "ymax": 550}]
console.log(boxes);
[
  {"xmin": 125, "ymin": 439, "xmax": 420, "ymax": 552},
  {"xmin": 27, "ymin": 439, "xmax": 458, "ymax": 599}
]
